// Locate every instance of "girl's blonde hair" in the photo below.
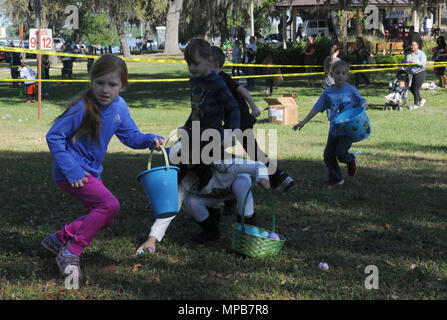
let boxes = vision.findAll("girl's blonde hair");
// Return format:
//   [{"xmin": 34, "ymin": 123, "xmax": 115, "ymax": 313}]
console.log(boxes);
[{"xmin": 55, "ymin": 54, "xmax": 128, "ymax": 143}]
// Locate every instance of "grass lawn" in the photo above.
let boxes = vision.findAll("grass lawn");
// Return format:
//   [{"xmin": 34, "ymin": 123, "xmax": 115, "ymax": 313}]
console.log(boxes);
[{"xmin": 0, "ymin": 55, "xmax": 446, "ymax": 300}]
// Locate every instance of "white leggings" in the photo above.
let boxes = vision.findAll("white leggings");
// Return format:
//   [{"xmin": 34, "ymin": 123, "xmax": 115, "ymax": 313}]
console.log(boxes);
[{"xmin": 181, "ymin": 174, "xmax": 253, "ymax": 222}]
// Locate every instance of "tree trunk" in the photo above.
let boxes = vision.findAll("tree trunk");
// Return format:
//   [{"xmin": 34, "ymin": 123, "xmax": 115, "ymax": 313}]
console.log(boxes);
[
  {"xmin": 292, "ymin": 7, "xmax": 296, "ymax": 41},
  {"xmin": 282, "ymin": 9, "xmax": 287, "ymax": 49},
  {"xmin": 164, "ymin": 0, "xmax": 183, "ymax": 55},
  {"xmin": 342, "ymin": 9, "xmax": 348, "ymax": 54},
  {"xmin": 143, "ymin": 22, "xmax": 151, "ymax": 50},
  {"xmin": 411, "ymin": 7, "xmax": 419, "ymax": 32},
  {"xmin": 355, "ymin": 7, "xmax": 362, "ymax": 38},
  {"xmin": 220, "ymin": 11, "xmax": 229, "ymax": 44},
  {"xmin": 116, "ymin": 20, "xmax": 131, "ymax": 57}
]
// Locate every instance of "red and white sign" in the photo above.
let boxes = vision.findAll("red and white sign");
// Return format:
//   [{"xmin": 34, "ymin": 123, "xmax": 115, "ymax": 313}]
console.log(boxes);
[{"xmin": 29, "ymin": 29, "xmax": 53, "ymax": 50}]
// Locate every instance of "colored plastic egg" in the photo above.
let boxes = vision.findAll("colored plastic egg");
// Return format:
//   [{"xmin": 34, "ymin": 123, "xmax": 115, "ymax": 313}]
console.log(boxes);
[
  {"xmin": 260, "ymin": 231, "xmax": 269, "ymax": 238},
  {"xmin": 268, "ymin": 232, "xmax": 280, "ymax": 240}
]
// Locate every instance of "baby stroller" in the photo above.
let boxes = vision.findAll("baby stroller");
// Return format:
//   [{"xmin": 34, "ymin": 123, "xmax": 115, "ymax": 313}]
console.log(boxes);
[{"xmin": 384, "ymin": 68, "xmax": 412, "ymax": 110}]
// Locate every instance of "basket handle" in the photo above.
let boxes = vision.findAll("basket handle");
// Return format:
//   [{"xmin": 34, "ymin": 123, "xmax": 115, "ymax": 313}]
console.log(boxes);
[
  {"xmin": 240, "ymin": 182, "xmax": 276, "ymax": 232},
  {"xmin": 147, "ymin": 145, "xmax": 170, "ymax": 171}
]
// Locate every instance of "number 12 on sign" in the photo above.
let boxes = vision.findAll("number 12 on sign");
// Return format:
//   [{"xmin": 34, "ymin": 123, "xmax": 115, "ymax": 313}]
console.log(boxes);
[{"xmin": 29, "ymin": 29, "xmax": 53, "ymax": 50}]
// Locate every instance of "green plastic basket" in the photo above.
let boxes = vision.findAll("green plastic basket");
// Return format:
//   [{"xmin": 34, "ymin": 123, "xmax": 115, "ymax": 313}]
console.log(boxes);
[{"xmin": 231, "ymin": 183, "xmax": 285, "ymax": 258}]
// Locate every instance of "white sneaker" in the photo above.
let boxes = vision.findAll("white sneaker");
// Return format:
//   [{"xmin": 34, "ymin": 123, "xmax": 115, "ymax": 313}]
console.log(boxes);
[
  {"xmin": 408, "ymin": 105, "xmax": 418, "ymax": 110},
  {"xmin": 419, "ymin": 99, "xmax": 426, "ymax": 107}
]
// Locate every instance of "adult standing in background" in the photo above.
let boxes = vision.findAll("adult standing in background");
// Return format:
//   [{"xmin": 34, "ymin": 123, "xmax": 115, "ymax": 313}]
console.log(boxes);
[
  {"xmin": 322, "ymin": 43, "xmax": 341, "ymax": 89},
  {"xmin": 8, "ymin": 44, "xmax": 21, "ymax": 88},
  {"xmin": 432, "ymin": 36, "xmax": 447, "ymax": 86},
  {"xmin": 61, "ymin": 42, "xmax": 75, "ymax": 87},
  {"xmin": 87, "ymin": 45, "xmax": 95, "ymax": 74},
  {"xmin": 245, "ymin": 36, "xmax": 257, "ymax": 88},
  {"xmin": 304, "ymin": 35, "xmax": 317, "ymax": 87},
  {"xmin": 404, "ymin": 26, "xmax": 423, "ymax": 54},
  {"xmin": 41, "ymin": 54, "xmax": 51, "ymax": 97},
  {"xmin": 231, "ymin": 39, "xmax": 242, "ymax": 80},
  {"xmin": 352, "ymin": 37, "xmax": 372, "ymax": 88},
  {"xmin": 405, "ymin": 41, "xmax": 427, "ymax": 110}
]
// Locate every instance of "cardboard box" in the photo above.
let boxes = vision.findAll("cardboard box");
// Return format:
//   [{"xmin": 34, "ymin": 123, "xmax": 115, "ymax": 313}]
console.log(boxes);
[
  {"xmin": 441, "ymin": 75, "xmax": 447, "ymax": 88},
  {"xmin": 265, "ymin": 94, "xmax": 299, "ymax": 125}
]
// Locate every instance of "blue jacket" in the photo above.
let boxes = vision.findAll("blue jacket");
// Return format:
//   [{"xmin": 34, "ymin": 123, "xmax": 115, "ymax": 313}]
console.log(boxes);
[{"xmin": 46, "ymin": 96, "xmax": 163, "ymax": 184}]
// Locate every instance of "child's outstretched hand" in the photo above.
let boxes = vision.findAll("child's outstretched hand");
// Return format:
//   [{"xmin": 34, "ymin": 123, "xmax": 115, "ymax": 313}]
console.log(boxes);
[
  {"xmin": 257, "ymin": 178, "xmax": 270, "ymax": 190},
  {"xmin": 293, "ymin": 121, "xmax": 305, "ymax": 131},
  {"xmin": 251, "ymin": 106, "xmax": 261, "ymax": 118},
  {"xmin": 152, "ymin": 137, "xmax": 165, "ymax": 151},
  {"xmin": 361, "ymin": 102, "xmax": 369, "ymax": 110},
  {"xmin": 71, "ymin": 172, "xmax": 90, "ymax": 188},
  {"xmin": 136, "ymin": 236, "xmax": 156, "ymax": 256}
]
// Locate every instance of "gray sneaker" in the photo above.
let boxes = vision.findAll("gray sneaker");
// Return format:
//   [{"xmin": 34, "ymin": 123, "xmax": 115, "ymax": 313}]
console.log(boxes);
[
  {"xmin": 56, "ymin": 248, "xmax": 82, "ymax": 281},
  {"xmin": 41, "ymin": 234, "xmax": 64, "ymax": 255}
]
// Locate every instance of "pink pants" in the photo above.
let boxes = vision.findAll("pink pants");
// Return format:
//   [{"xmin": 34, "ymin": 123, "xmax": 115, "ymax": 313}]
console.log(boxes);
[{"xmin": 55, "ymin": 176, "xmax": 120, "ymax": 256}]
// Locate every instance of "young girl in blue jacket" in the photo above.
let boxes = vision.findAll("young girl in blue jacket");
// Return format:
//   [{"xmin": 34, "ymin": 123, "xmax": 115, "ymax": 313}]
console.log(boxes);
[{"xmin": 42, "ymin": 54, "xmax": 164, "ymax": 282}]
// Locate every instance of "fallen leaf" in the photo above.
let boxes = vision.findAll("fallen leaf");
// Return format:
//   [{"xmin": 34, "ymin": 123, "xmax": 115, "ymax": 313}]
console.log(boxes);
[
  {"xmin": 292, "ymin": 202, "xmax": 299, "ymax": 209},
  {"xmin": 410, "ymin": 264, "xmax": 417, "ymax": 270},
  {"xmin": 104, "ymin": 265, "xmax": 116, "ymax": 273},
  {"xmin": 132, "ymin": 264, "xmax": 142, "ymax": 271},
  {"xmin": 45, "ymin": 279, "xmax": 56, "ymax": 287},
  {"xmin": 385, "ymin": 260, "xmax": 395, "ymax": 267},
  {"xmin": 210, "ymin": 271, "xmax": 217, "ymax": 277},
  {"xmin": 384, "ymin": 223, "xmax": 390, "ymax": 230},
  {"xmin": 302, "ymin": 226, "xmax": 310, "ymax": 232}
]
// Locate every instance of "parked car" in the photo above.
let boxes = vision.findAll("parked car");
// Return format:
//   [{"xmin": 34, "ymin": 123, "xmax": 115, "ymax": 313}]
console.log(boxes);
[
  {"xmin": 264, "ymin": 33, "xmax": 282, "ymax": 43},
  {"xmin": 75, "ymin": 42, "xmax": 88, "ymax": 53},
  {"xmin": 302, "ymin": 19, "xmax": 330, "ymax": 38},
  {"xmin": 0, "ymin": 40, "xmax": 12, "ymax": 61},
  {"xmin": 53, "ymin": 38, "xmax": 65, "ymax": 51}
]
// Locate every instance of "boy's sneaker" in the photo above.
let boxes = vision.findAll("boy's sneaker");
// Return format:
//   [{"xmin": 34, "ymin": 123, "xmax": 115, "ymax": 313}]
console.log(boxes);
[
  {"xmin": 56, "ymin": 248, "xmax": 82, "ymax": 281},
  {"xmin": 408, "ymin": 105, "xmax": 418, "ymax": 110},
  {"xmin": 222, "ymin": 199, "xmax": 237, "ymax": 216},
  {"xmin": 324, "ymin": 179, "xmax": 344, "ymax": 189},
  {"xmin": 419, "ymin": 98, "xmax": 426, "ymax": 107},
  {"xmin": 194, "ymin": 215, "xmax": 221, "ymax": 244},
  {"xmin": 41, "ymin": 233, "xmax": 64, "ymax": 255},
  {"xmin": 274, "ymin": 172, "xmax": 295, "ymax": 193},
  {"xmin": 347, "ymin": 155, "xmax": 358, "ymax": 177}
]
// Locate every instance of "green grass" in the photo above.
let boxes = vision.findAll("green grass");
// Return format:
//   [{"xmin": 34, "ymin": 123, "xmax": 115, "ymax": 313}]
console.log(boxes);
[{"xmin": 0, "ymin": 56, "xmax": 447, "ymax": 300}]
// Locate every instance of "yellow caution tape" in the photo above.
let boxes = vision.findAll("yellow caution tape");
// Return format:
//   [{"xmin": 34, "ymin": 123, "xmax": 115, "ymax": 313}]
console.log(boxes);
[
  {"xmin": 2, "ymin": 64, "xmax": 446, "ymax": 83},
  {"xmin": 0, "ymin": 46, "xmax": 185, "ymax": 64},
  {"xmin": 4, "ymin": 45, "xmax": 447, "ymax": 71},
  {"xmin": 0, "ymin": 79, "xmax": 89, "ymax": 82}
]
